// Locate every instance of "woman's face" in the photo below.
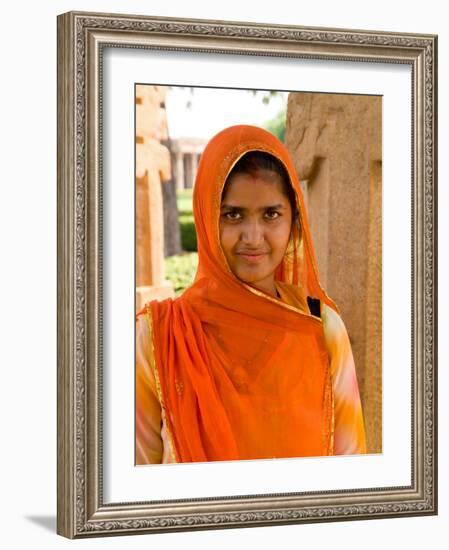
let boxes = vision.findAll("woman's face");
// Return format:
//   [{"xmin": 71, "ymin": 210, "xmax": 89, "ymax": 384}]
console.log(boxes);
[{"xmin": 219, "ymin": 170, "xmax": 293, "ymax": 296}]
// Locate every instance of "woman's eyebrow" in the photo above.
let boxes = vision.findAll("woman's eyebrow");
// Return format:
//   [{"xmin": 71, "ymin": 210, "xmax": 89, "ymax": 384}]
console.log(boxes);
[{"xmin": 220, "ymin": 203, "xmax": 287, "ymax": 210}]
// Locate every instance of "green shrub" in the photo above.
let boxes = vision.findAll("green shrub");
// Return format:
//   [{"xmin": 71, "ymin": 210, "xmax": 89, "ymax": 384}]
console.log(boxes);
[
  {"xmin": 165, "ymin": 252, "xmax": 199, "ymax": 296},
  {"xmin": 263, "ymin": 107, "xmax": 287, "ymax": 142},
  {"xmin": 177, "ymin": 188, "xmax": 194, "ymax": 215},
  {"xmin": 177, "ymin": 188, "xmax": 197, "ymax": 252}
]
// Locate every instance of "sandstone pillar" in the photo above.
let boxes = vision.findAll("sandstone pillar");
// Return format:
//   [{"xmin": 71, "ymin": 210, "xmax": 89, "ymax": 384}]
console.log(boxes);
[
  {"xmin": 135, "ymin": 85, "xmax": 175, "ymax": 311},
  {"xmin": 285, "ymin": 93, "xmax": 382, "ymax": 453}
]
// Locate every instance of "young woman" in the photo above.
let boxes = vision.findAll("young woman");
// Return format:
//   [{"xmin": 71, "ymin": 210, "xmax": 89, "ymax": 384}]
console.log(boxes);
[{"xmin": 136, "ymin": 124, "xmax": 366, "ymax": 464}]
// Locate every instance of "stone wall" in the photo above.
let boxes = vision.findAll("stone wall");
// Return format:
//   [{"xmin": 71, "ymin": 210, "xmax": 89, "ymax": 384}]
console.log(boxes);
[
  {"xmin": 135, "ymin": 85, "xmax": 175, "ymax": 311},
  {"xmin": 285, "ymin": 92, "xmax": 382, "ymax": 453}
]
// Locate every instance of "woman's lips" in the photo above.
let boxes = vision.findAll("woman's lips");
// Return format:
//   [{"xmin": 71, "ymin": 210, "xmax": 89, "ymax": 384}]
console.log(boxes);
[{"xmin": 237, "ymin": 252, "xmax": 268, "ymax": 263}]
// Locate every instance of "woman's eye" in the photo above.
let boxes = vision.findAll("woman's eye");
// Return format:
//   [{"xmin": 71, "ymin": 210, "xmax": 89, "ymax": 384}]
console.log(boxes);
[
  {"xmin": 265, "ymin": 210, "xmax": 280, "ymax": 220},
  {"xmin": 224, "ymin": 211, "xmax": 241, "ymax": 220}
]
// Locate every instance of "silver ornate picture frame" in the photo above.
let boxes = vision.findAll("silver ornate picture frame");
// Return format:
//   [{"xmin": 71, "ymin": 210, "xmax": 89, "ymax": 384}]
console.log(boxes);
[{"xmin": 57, "ymin": 10, "xmax": 437, "ymax": 538}]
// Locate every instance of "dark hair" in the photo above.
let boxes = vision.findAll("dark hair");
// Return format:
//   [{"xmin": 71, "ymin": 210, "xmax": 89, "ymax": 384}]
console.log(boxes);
[{"xmin": 223, "ymin": 151, "xmax": 298, "ymax": 218}]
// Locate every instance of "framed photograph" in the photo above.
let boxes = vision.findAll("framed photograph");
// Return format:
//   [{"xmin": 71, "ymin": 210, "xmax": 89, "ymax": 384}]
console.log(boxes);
[{"xmin": 57, "ymin": 10, "xmax": 437, "ymax": 538}]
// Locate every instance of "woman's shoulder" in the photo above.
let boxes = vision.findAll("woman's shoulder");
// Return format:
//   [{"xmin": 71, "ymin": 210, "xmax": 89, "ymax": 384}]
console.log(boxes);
[
  {"xmin": 321, "ymin": 303, "xmax": 349, "ymax": 349},
  {"xmin": 136, "ymin": 295, "xmax": 177, "ymax": 324},
  {"xmin": 321, "ymin": 303, "xmax": 345, "ymax": 327},
  {"xmin": 136, "ymin": 307, "xmax": 152, "ymax": 347},
  {"xmin": 136, "ymin": 277, "xmax": 210, "ymax": 317}
]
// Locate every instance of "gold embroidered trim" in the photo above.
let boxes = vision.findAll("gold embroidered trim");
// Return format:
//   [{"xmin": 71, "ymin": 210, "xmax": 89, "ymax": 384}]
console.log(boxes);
[
  {"xmin": 330, "ymin": 382, "xmax": 335, "ymax": 455},
  {"xmin": 144, "ymin": 306, "xmax": 179, "ymax": 464},
  {"xmin": 327, "ymin": 364, "xmax": 336, "ymax": 455},
  {"xmin": 244, "ymin": 282, "xmax": 323, "ymax": 324},
  {"xmin": 320, "ymin": 351, "xmax": 334, "ymax": 456},
  {"xmin": 319, "ymin": 308, "xmax": 335, "ymax": 455}
]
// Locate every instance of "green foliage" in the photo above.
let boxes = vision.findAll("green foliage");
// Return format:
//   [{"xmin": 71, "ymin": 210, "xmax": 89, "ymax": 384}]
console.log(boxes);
[
  {"xmin": 263, "ymin": 107, "xmax": 287, "ymax": 142},
  {"xmin": 176, "ymin": 188, "xmax": 194, "ymax": 215},
  {"xmin": 163, "ymin": 189, "xmax": 198, "ymax": 295},
  {"xmin": 179, "ymin": 217, "xmax": 197, "ymax": 251},
  {"xmin": 250, "ymin": 89, "xmax": 281, "ymax": 105},
  {"xmin": 165, "ymin": 252, "xmax": 199, "ymax": 296},
  {"xmin": 177, "ymin": 188, "xmax": 197, "ymax": 252}
]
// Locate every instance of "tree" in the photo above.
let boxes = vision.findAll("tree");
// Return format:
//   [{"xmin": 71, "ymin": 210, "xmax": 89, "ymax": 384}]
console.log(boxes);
[{"xmin": 263, "ymin": 106, "xmax": 287, "ymax": 142}]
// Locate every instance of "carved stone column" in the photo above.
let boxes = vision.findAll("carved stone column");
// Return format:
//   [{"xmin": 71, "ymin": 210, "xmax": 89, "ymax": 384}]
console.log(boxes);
[
  {"xmin": 285, "ymin": 92, "xmax": 382, "ymax": 453},
  {"xmin": 135, "ymin": 85, "xmax": 175, "ymax": 310}
]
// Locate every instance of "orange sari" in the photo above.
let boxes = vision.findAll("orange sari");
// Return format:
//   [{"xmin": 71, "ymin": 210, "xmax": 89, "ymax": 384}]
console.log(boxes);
[{"xmin": 137, "ymin": 125, "xmax": 363, "ymax": 463}]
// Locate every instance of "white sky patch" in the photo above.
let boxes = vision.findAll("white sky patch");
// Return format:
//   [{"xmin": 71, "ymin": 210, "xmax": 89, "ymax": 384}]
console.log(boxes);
[{"xmin": 165, "ymin": 86, "xmax": 288, "ymax": 139}]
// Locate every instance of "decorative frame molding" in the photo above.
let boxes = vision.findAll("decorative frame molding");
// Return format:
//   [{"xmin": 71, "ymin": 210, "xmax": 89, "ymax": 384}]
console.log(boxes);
[{"xmin": 57, "ymin": 11, "xmax": 437, "ymax": 538}]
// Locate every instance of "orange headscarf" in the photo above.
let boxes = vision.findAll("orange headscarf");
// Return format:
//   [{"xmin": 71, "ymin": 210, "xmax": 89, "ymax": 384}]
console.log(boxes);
[{"xmin": 139, "ymin": 125, "xmax": 338, "ymax": 463}]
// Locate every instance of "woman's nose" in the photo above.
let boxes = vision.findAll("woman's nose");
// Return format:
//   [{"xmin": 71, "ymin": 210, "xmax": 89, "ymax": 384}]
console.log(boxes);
[{"xmin": 240, "ymin": 220, "xmax": 264, "ymax": 245}]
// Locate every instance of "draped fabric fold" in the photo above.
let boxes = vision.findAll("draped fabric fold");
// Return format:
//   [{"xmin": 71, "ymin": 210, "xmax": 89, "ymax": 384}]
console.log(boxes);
[{"xmin": 137, "ymin": 125, "xmax": 338, "ymax": 463}]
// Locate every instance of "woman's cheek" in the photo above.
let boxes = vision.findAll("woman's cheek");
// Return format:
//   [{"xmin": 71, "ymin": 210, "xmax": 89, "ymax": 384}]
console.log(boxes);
[
  {"xmin": 270, "ymin": 221, "xmax": 291, "ymax": 247},
  {"xmin": 219, "ymin": 226, "xmax": 237, "ymax": 257}
]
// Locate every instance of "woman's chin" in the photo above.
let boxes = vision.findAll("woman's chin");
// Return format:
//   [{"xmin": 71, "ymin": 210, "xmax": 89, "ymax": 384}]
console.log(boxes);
[{"xmin": 235, "ymin": 269, "xmax": 266, "ymax": 285}]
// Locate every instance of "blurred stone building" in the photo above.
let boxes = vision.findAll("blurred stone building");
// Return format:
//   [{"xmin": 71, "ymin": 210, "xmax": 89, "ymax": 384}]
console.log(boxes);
[{"xmin": 170, "ymin": 137, "xmax": 207, "ymax": 190}]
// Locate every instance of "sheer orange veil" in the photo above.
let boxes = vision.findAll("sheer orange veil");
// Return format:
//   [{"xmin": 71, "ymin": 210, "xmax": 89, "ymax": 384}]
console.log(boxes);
[{"xmin": 140, "ymin": 125, "xmax": 337, "ymax": 463}]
